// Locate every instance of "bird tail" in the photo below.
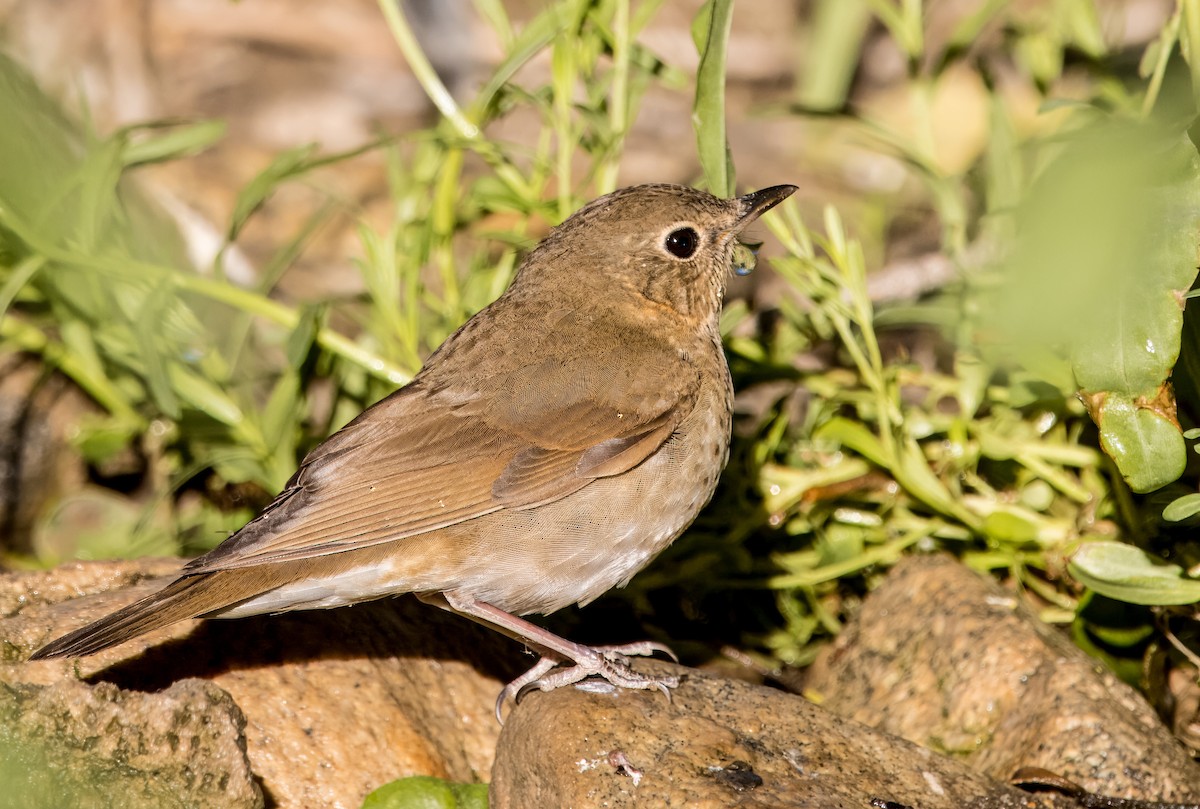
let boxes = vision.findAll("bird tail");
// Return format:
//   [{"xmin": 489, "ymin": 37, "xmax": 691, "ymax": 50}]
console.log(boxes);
[{"xmin": 29, "ymin": 574, "xmax": 228, "ymax": 660}]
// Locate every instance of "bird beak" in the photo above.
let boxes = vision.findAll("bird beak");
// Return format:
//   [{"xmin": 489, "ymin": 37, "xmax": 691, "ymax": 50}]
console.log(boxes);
[{"xmin": 734, "ymin": 185, "xmax": 797, "ymax": 231}]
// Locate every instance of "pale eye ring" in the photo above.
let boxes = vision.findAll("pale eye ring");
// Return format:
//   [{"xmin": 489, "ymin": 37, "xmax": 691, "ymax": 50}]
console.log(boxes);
[{"xmin": 664, "ymin": 227, "xmax": 699, "ymax": 259}]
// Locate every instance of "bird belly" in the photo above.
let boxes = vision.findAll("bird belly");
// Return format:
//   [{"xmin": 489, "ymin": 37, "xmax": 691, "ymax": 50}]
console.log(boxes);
[{"xmin": 450, "ymin": 382, "xmax": 732, "ymax": 615}]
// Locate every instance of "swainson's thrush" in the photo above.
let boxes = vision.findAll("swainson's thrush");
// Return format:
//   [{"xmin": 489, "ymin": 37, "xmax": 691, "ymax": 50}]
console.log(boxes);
[{"xmin": 32, "ymin": 183, "xmax": 797, "ymax": 716}]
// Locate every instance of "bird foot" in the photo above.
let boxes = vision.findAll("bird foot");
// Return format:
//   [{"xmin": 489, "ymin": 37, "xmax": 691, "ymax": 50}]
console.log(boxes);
[{"xmin": 495, "ymin": 641, "xmax": 679, "ymax": 723}]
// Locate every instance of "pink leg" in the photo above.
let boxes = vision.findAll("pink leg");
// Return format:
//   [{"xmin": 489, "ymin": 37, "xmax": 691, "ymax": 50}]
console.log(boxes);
[{"xmin": 418, "ymin": 592, "xmax": 679, "ymax": 722}]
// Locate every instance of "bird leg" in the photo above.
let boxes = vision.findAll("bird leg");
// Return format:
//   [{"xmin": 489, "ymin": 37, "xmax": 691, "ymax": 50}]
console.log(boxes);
[{"xmin": 417, "ymin": 592, "xmax": 679, "ymax": 722}]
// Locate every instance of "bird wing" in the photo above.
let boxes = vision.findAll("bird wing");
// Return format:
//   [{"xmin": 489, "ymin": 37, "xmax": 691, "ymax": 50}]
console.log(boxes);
[{"xmin": 185, "ymin": 342, "xmax": 697, "ymax": 573}]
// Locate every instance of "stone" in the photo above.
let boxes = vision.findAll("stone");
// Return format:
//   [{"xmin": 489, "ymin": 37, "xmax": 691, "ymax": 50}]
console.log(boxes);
[
  {"xmin": 3, "ymin": 558, "xmax": 515, "ymax": 809},
  {"xmin": 0, "ymin": 676, "xmax": 260, "ymax": 809},
  {"xmin": 490, "ymin": 660, "xmax": 1052, "ymax": 809},
  {"xmin": 806, "ymin": 554, "xmax": 1200, "ymax": 802}
]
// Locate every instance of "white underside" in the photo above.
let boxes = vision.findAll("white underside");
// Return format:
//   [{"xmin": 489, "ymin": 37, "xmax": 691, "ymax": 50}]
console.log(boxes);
[{"xmin": 216, "ymin": 559, "xmax": 420, "ymax": 617}]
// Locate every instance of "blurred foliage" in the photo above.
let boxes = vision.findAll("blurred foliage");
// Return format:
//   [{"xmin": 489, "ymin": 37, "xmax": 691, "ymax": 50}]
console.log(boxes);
[{"xmin": 3, "ymin": 0, "xmax": 1200, "ymax": 740}]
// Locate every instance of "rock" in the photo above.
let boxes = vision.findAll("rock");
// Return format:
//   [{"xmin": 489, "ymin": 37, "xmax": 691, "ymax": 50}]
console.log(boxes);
[
  {"xmin": 12, "ymin": 554, "xmax": 1191, "ymax": 808},
  {"xmin": 805, "ymin": 554, "xmax": 1200, "ymax": 802},
  {"xmin": 490, "ymin": 660, "xmax": 1053, "ymax": 809},
  {"xmin": 2, "ymin": 558, "xmax": 516, "ymax": 809},
  {"xmin": 0, "ymin": 676, "xmax": 260, "ymax": 809}
]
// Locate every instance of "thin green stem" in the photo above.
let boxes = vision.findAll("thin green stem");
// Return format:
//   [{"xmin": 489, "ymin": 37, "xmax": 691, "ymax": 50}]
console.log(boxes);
[
  {"xmin": 376, "ymin": 0, "xmax": 532, "ymax": 201},
  {"xmin": 552, "ymin": 5, "xmax": 579, "ymax": 218},
  {"xmin": 1142, "ymin": 4, "xmax": 1181, "ymax": 118},
  {"xmin": 376, "ymin": 0, "xmax": 479, "ymax": 140},
  {"xmin": 597, "ymin": 0, "xmax": 631, "ymax": 193}
]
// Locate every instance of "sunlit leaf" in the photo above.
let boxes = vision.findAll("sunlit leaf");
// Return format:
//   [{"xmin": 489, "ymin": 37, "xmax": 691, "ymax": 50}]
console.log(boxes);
[{"xmin": 1070, "ymin": 541, "xmax": 1200, "ymax": 605}]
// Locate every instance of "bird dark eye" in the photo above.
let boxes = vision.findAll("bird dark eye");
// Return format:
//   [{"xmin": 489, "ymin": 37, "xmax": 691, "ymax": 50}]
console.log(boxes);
[{"xmin": 664, "ymin": 227, "xmax": 699, "ymax": 259}]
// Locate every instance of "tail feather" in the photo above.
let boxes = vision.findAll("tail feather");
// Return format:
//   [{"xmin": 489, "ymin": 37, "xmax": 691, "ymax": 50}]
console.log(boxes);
[{"xmin": 29, "ymin": 574, "xmax": 237, "ymax": 660}]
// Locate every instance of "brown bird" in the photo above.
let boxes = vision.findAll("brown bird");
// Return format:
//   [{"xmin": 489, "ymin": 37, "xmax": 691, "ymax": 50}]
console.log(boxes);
[{"xmin": 31, "ymin": 182, "xmax": 796, "ymax": 716}]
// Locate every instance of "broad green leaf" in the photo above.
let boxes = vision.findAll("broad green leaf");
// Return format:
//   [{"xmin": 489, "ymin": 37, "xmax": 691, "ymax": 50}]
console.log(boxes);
[
  {"xmin": 1070, "ymin": 541, "xmax": 1200, "ymax": 605},
  {"xmin": 983, "ymin": 509, "xmax": 1038, "ymax": 544},
  {"xmin": 994, "ymin": 122, "xmax": 1200, "ymax": 494},
  {"xmin": 1072, "ymin": 283, "xmax": 1184, "ymax": 394},
  {"xmin": 1091, "ymin": 395, "xmax": 1185, "ymax": 493}
]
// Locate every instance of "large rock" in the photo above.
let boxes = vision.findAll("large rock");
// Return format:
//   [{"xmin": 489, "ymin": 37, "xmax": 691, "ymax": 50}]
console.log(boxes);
[
  {"xmin": 806, "ymin": 554, "xmax": 1200, "ymax": 802},
  {"xmin": 3, "ymin": 558, "xmax": 515, "ymax": 809},
  {"xmin": 1, "ymin": 676, "xmax": 258, "ymax": 809},
  {"xmin": 490, "ymin": 660, "xmax": 1049, "ymax": 809},
  {"xmin": 492, "ymin": 555, "xmax": 1200, "ymax": 807}
]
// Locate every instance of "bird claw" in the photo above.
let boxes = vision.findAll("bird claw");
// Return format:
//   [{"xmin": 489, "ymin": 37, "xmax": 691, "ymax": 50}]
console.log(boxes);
[{"xmin": 495, "ymin": 641, "xmax": 679, "ymax": 724}]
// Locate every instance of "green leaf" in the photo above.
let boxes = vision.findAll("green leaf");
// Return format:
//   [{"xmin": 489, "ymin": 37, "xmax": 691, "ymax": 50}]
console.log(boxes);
[
  {"xmin": 1069, "ymin": 614, "xmax": 1148, "ymax": 685},
  {"xmin": 362, "ymin": 776, "xmax": 487, "ymax": 809},
  {"xmin": 1070, "ymin": 541, "xmax": 1200, "ymax": 605},
  {"xmin": 983, "ymin": 509, "xmax": 1038, "ymax": 545},
  {"xmin": 261, "ymin": 370, "xmax": 301, "ymax": 452},
  {"xmin": 167, "ymin": 365, "xmax": 245, "ymax": 428},
  {"xmin": 1163, "ymin": 492, "xmax": 1200, "ymax": 521},
  {"xmin": 118, "ymin": 120, "xmax": 226, "ymax": 167},
  {"xmin": 813, "ymin": 417, "xmax": 889, "ymax": 468},
  {"xmin": 1092, "ymin": 395, "xmax": 1185, "ymax": 493},
  {"xmin": 1073, "ymin": 284, "xmax": 1185, "ymax": 394},
  {"xmin": 471, "ymin": 5, "xmax": 566, "ymax": 118},
  {"xmin": 994, "ymin": 122, "xmax": 1200, "ymax": 494},
  {"xmin": 71, "ymin": 414, "xmax": 142, "ymax": 463},
  {"xmin": 1086, "ymin": 620, "xmax": 1155, "ymax": 648},
  {"xmin": 133, "ymin": 280, "xmax": 183, "ymax": 419},
  {"xmin": 286, "ymin": 304, "xmax": 323, "ymax": 368},
  {"xmin": 795, "ymin": 0, "xmax": 872, "ymax": 112}
]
